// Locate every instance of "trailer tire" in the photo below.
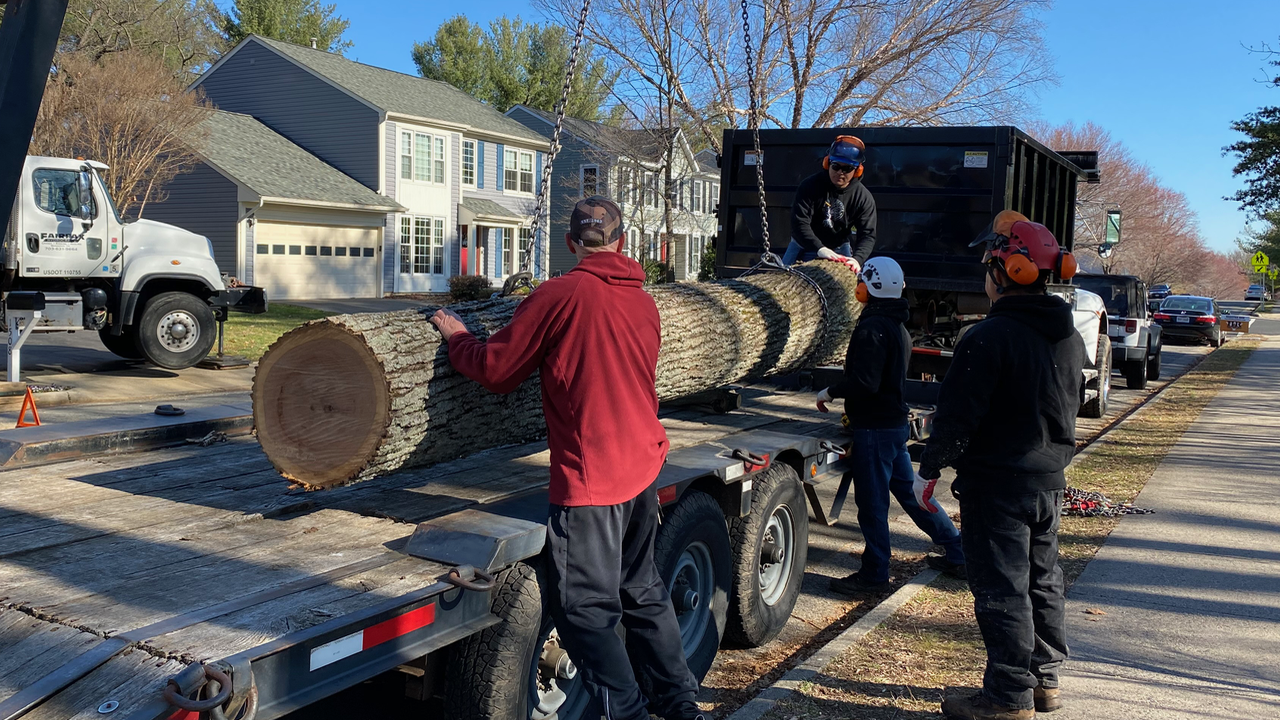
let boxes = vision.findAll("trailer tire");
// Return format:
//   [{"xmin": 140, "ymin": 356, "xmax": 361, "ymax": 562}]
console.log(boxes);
[
  {"xmin": 1080, "ymin": 332, "xmax": 1110, "ymax": 418},
  {"xmin": 442, "ymin": 563, "xmax": 591, "ymax": 720},
  {"xmin": 651, "ymin": 491, "xmax": 730, "ymax": 684},
  {"xmin": 98, "ymin": 327, "xmax": 144, "ymax": 360},
  {"xmin": 136, "ymin": 292, "xmax": 216, "ymax": 369},
  {"xmin": 725, "ymin": 463, "xmax": 808, "ymax": 648}
]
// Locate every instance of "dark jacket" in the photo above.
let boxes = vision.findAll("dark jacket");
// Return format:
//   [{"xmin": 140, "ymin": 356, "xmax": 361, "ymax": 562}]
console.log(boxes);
[
  {"xmin": 828, "ymin": 297, "xmax": 911, "ymax": 429},
  {"xmin": 918, "ymin": 294, "xmax": 1086, "ymax": 493},
  {"xmin": 790, "ymin": 171, "xmax": 878, "ymax": 263},
  {"xmin": 449, "ymin": 251, "xmax": 668, "ymax": 507}
]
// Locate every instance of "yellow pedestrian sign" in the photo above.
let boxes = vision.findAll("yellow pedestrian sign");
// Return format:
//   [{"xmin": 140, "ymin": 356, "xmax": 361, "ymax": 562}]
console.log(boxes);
[{"xmin": 1251, "ymin": 251, "xmax": 1270, "ymax": 274}]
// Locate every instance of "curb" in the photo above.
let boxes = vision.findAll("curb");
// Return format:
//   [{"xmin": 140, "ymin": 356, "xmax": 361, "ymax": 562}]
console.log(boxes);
[
  {"xmin": 726, "ymin": 568, "xmax": 941, "ymax": 720},
  {"xmin": 0, "ymin": 404, "xmax": 253, "ymax": 468}
]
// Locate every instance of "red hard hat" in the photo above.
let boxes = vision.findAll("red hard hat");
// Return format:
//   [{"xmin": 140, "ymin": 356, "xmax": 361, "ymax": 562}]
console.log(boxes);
[{"xmin": 980, "ymin": 210, "xmax": 1077, "ymax": 284}]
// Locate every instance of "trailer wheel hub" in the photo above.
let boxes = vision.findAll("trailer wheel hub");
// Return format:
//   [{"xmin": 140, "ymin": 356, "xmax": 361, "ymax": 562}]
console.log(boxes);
[{"xmin": 759, "ymin": 506, "xmax": 795, "ymax": 606}]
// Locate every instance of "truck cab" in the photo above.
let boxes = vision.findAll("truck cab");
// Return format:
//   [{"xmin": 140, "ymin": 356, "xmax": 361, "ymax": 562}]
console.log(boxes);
[{"xmin": 3, "ymin": 156, "xmax": 265, "ymax": 369}]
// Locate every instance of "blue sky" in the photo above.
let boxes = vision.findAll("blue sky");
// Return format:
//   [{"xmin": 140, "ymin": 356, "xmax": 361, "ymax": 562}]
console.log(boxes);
[{"xmin": 287, "ymin": 0, "xmax": 1280, "ymax": 254}]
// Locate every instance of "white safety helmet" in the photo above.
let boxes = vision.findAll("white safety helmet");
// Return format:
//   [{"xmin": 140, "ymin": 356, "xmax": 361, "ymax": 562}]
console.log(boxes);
[{"xmin": 858, "ymin": 257, "xmax": 905, "ymax": 299}]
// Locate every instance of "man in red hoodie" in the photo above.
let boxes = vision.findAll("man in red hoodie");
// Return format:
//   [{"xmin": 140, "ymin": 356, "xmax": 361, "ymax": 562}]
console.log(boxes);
[{"xmin": 430, "ymin": 196, "xmax": 701, "ymax": 720}]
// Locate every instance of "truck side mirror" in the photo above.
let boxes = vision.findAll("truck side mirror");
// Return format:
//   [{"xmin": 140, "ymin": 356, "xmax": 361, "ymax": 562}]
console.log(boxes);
[{"xmin": 77, "ymin": 170, "xmax": 94, "ymax": 222}]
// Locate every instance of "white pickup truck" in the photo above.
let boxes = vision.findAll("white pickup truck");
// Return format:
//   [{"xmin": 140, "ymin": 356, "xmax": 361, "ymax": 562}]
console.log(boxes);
[{"xmin": 2, "ymin": 156, "xmax": 265, "ymax": 369}]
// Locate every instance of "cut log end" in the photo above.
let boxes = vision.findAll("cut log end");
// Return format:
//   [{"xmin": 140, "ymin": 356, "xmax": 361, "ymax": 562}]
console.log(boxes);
[{"xmin": 252, "ymin": 321, "xmax": 391, "ymax": 489}]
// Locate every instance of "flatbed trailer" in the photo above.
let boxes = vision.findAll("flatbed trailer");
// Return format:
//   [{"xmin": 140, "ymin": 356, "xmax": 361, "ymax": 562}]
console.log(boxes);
[{"xmin": 0, "ymin": 387, "xmax": 857, "ymax": 720}]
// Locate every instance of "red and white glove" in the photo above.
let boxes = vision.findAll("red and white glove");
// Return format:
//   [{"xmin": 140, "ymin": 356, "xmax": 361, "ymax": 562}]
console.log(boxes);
[
  {"xmin": 816, "ymin": 387, "xmax": 833, "ymax": 413},
  {"xmin": 816, "ymin": 246, "xmax": 860, "ymax": 273},
  {"xmin": 913, "ymin": 472, "xmax": 941, "ymax": 514}
]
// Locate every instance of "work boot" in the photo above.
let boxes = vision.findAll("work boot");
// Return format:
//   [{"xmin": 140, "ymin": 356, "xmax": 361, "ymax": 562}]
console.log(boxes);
[
  {"xmin": 828, "ymin": 572, "xmax": 890, "ymax": 595},
  {"xmin": 925, "ymin": 554, "xmax": 967, "ymax": 580},
  {"xmin": 1035, "ymin": 685, "xmax": 1062, "ymax": 712},
  {"xmin": 940, "ymin": 687, "xmax": 1033, "ymax": 720}
]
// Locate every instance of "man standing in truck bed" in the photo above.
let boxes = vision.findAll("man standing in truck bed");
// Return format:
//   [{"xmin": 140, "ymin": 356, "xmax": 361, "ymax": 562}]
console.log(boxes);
[
  {"xmin": 915, "ymin": 211, "xmax": 1084, "ymax": 720},
  {"xmin": 430, "ymin": 197, "xmax": 703, "ymax": 720},
  {"xmin": 782, "ymin": 135, "xmax": 878, "ymax": 271}
]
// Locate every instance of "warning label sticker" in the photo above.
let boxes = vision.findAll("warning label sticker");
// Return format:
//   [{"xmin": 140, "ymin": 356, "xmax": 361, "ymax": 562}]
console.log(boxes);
[{"xmin": 964, "ymin": 151, "xmax": 989, "ymax": 168}]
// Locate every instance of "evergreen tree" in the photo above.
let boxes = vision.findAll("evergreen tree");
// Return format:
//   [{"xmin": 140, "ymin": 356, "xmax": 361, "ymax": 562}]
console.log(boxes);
[
  {"xmin": 221, "ymin": 0, "xmax": 351, "ymax": 54},
  {"xmin": 412, "ymin": 14, "xmax": 616, "ymax": 121},
  {"xmin": 1226, "ymin": 44, "xmax": 1280, "ymax": 216}
]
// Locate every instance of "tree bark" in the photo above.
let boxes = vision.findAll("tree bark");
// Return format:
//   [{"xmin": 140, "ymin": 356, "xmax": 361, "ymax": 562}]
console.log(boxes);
[{"xmin": 253, "ymin": 261, "xmax": 862, "ymax": 489}]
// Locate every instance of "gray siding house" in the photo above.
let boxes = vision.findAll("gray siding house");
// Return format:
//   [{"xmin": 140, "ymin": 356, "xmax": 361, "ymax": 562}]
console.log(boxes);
[
  {"xmin": 506, "ymin": 105, "xmax": 719, "ymax": 280},
  {"xmin": 147, "ymin": 35, "xmax": 550, "ymax": 300}
]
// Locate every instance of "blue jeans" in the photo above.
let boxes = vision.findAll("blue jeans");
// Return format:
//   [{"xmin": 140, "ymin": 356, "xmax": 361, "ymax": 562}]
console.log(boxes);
[
  {"xmin": 847, "ymin": 425, "xmax": 964, "ymax": 582},
  {"xmin": 781, "ymin": 239, "xmax": 852, "ymax": 266}
]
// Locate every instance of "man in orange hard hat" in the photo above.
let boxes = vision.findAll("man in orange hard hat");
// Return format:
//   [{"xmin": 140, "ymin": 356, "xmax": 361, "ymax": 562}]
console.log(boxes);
[{"xmin": 916, "ymin": 211, "xmax": 1085, "ymax": 720}]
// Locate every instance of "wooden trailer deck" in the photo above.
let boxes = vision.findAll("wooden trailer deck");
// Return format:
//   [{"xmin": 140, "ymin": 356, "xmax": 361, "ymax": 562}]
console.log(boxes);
[{"xmin": 0, "ymin": 387, "xmax": 837, "ymax": 720}]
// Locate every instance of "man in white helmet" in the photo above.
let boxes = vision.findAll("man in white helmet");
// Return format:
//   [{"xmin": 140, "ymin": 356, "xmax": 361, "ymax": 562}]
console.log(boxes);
[{"xmin": 817, "ymin": 256, "xmax": 966, "ymax": 595}]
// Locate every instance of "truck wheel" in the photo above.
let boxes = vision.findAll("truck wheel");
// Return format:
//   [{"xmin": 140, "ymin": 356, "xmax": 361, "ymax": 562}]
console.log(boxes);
[
  {"xmin": 442, "ymin": 563, "xmax": 592, "ymax": 720},
  {"xmin": 652, "ymin": 490, "xmax": 731, "ymax": 683},
  {"xmin": 136, "ymin": 292, "xmax": 216, "ymax": 369},
  {"xmin": 725, "ymin": 463, "xmax": 808, "ymax": 648},
  {"xmin": 1079, "ymin": 332, "xmax": 1110, "ymax": 418},
  {"xmin": 1147, "ymin": 345, "xmax": 1162, "ymax": 381},
  {"xmin": 98, "ymin": 327, "xmax": 144, "ymax": 360},
  {"xmin": 1124, "ymin": 357, "xmax": 1148, "ymax": 390}
]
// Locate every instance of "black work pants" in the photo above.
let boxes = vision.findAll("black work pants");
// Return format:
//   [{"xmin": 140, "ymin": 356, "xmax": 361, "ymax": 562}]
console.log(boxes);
[
  {"xmin": 544, "ymin": 482, "xmax": 699, "ymax": 720},
  {"xmin": 957, "ymin": 486, "xmax": 1068, "ymax": 711}
]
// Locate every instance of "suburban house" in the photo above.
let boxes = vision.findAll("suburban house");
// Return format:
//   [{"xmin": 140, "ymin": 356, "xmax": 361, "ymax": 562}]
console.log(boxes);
[
  {"xmin": 145, "ymin": 34, "xmax": 549, "ymax": 300},
  {"xmin": 506, "ymin": 105, "xmax": 720, "ymax": 280}
]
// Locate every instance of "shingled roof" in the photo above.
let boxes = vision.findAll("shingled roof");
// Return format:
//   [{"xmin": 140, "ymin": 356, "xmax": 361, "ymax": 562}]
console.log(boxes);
[
  {"xmin": 511, "ymin": 105, "xmax": 680, "ymax": 164},
  {"xmin": 195, "ymin": 110, "xmax": 403, "ymax": 211},
  {"xmin": 249, "ymin": 36, "xmax": 547, "ymax": 145}
]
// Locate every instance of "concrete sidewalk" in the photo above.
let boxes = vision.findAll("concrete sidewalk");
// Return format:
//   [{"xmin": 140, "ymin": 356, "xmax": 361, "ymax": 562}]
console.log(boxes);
[{"xmin": 1057, "ymin": 337, "xmax": 1280, "ymax": 719}]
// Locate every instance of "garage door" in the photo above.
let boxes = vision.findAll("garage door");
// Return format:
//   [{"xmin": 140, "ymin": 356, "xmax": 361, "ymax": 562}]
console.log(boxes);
[{"xmin": 254, "ymin": 222, "xmax": 380, "ymax": 300}]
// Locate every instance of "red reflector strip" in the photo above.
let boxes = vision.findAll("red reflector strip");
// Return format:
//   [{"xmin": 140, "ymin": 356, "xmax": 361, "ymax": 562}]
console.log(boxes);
[
  {"xmin": 310, "ymin": 604, "xmax": 435, "ymax": 671},
  {"xmin": 168, "ymin": 711, "xmax": 200, "ymax": 720},
  {"xmin": 911, "ymin": 347, "xmax": 953, "ymax": 357},
  {"xmin": 657, "ymin": 485, "xmax": 678, "ymax": 504}
]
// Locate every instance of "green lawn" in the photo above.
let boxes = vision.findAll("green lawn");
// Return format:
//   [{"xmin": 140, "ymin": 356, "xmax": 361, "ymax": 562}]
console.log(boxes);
[{"xmin": 221, "ymin": 304, "xmax": 335, "ymax": 360}]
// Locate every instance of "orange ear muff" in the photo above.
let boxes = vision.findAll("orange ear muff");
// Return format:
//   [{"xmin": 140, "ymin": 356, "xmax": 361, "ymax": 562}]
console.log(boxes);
[
  {"xmin": 855, "ymin": 281, "xmax": 870, "ymax": 303},
  {"xmin": 1003, "ymin": 252, "xmax": 1040, "ymax": 285},
  {"xmin": 823, "ymin": 156, "xmax": 829, "ymax": 170},
  {"xmin": 1058, "ymin": 251, "xmax": 1078, "ymax": 280},
  {"xmin": 853, "ymin": 165, "xmax": 864, "ymax": 179}
]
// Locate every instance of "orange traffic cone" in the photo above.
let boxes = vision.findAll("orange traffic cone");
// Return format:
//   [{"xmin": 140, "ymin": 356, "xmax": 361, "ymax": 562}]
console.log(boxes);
[{"xmin": 16, "ymin": 387, "xmax": 40, "ymax": 428}]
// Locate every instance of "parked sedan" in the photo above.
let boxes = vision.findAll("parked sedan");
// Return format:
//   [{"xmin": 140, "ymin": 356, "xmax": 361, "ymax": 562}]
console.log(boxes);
[
  {"xmin": 1155, "ymin": 295, "xmax": 1223, "ymax": 347},
  {"xmin": 1246, "ymin": 284, "xmax": 1266, "ymax": 302}
]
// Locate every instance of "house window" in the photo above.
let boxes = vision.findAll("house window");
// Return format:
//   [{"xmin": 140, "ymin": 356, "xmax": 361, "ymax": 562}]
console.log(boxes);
[
  {"xmin": 462, "ymin": 140, "xmax": 476, "ymax": 186},
  {"xmin": 617, "ymin": 167, "xmax": 630, "ymax": 205},
  {"xmin": 413, "ymin": 217, "xmax": 429, "ymax": 274},
  {"xmin": 518, "ymin": 227, "xmax": 533, "ymax": 271},
  {"xmin": 432, "ymin": 218, "xmax": 445, "ymax": 274},
  {"xmin": 400, "ymin": 133, "xmax": 412, "ymax": 180},
  {"xmin": 645, "ymin": 173, "xmax": 657, "ymax": 207},
  {"xmin": 256, "ymin": 244, "xmax": 267, "ymax": 254},
  {"xmin": 581, "ymin": 166, "xmax": 598, "ymax": 197},
  {"xmin": 402, "ymin": 130, "xmax": 446, "ymax": 184},
  {"xmin": 320, "ymin": 246, "xmax": 333, "ymax": 256},
  {"xmin": 520, "ymin": 152, "xmax": 534, "ymax": 193},
  {"xmin": 677, "ymin": 180, "xmax": 686, "ymax": 211},
  {"xmin": 708, "ymin": 183, "xmax": 719, "ymax": 214},
  {"xmin": 400, "ymin": 217, "xmax": 412, "ymax": 273},
  {"xmin": 305, "ymin": 246, "xmax": 317, "ymax": 256},
  {"xmin": 692, "ymin": 180, "xmax": 703, "ymax": 213},
  {"xmin": 502, "ymin": 228, "xmax": 515, "ymax": 276}
]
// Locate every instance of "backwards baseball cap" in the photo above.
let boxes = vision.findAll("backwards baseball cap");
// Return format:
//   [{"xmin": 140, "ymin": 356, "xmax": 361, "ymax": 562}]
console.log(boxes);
[{"xmin": 569, "ymin": 195, "xmax": 624, "ymax": 247}]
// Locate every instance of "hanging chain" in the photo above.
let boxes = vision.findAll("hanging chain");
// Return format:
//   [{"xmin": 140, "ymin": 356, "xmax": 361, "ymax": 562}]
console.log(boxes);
[
  {"xmin": 521, "ymin": 0, "xmax": 593, "ymax": 279},
  {"xmin": 739, "ymin": 0, "xmax": 772, "ymax": 260}
]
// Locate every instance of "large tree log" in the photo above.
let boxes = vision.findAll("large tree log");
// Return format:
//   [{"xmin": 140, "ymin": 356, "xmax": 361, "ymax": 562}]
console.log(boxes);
[{"xmin": 253, "ymin": 262, "xmax": 862, "ymax": 489}]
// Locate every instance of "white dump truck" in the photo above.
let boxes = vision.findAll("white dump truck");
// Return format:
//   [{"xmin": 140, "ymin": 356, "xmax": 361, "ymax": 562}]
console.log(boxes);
[{"xmin": 2, "ymin": 156, "xmax": 266, "ymax": 370}]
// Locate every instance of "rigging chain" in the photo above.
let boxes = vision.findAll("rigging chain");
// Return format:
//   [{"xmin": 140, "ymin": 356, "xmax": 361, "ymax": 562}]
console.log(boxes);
[
  {"xmin": 517, "ymin": 0, "xmax": 594, "ymax": 283},
  {"xmin": 739, "ymin": 0, "xmax": 772, "ymax": 262}
]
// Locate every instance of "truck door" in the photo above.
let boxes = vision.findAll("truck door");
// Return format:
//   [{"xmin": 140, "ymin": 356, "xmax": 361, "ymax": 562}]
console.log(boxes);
[{"xmin": 23, "ymin": 165, "xmax": 119, "ymax": 279}]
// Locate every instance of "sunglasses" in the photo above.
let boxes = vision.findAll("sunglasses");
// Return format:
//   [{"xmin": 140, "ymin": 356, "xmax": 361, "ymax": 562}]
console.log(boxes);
[{"xmin": 829, "ymin": 162, "xmax": 859, "ymax": 174}]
